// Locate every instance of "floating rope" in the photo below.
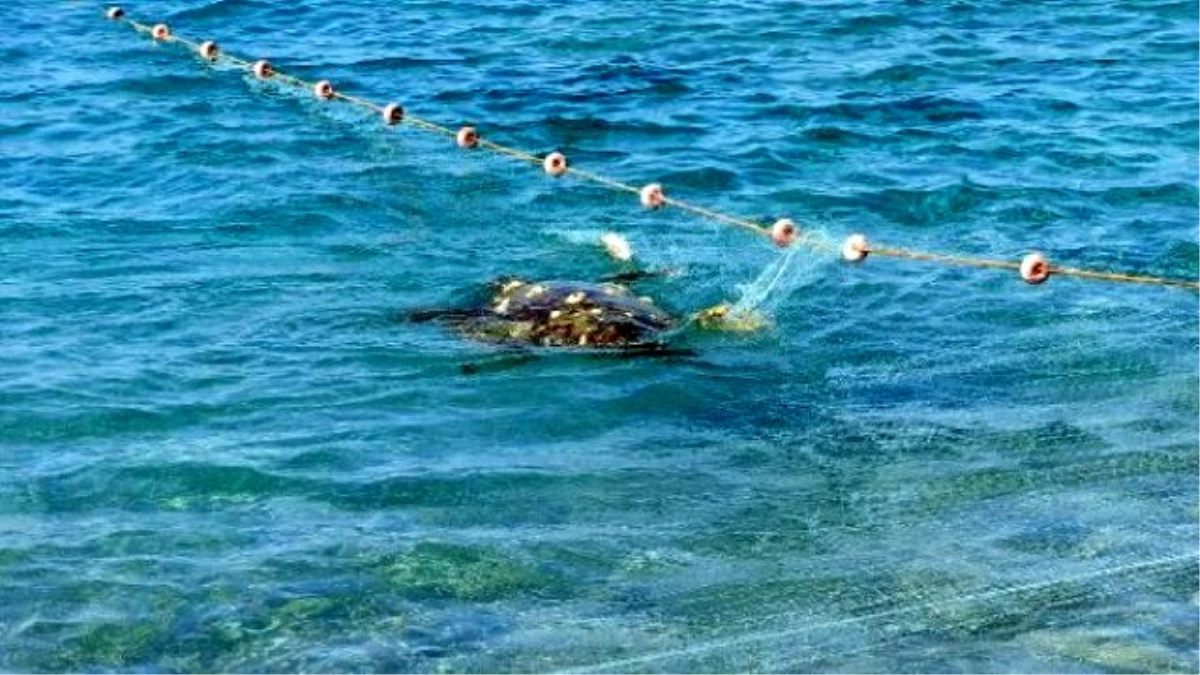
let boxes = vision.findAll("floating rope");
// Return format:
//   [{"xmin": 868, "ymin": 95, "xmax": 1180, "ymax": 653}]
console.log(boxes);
[{"xmin": 106, "ymin": 8, "xmax": 1199, "ymax": 292}]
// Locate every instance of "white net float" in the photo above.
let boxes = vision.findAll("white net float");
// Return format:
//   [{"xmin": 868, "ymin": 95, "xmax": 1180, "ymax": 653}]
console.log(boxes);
[
  {"xmin": 543, "ymin": 152, "xmax": 568, "ymax": 177},
  {"xmin": 640, "ymin": 183, "xmax": 665, "ymax": 209},
  {"xmin": 842, "ymin": 234, "xmax": 869, "ymax": 262},
  {"xmin": 252, "ymin": 60, "xmax": 274, "ymax": 79},
  {"xmin": 382, "ymin": 103, "xmax": 404, "ymax": 125},
  {"xmin": 104, "ymin": 12, "xmax": 1200, "ymax": 292},
  {"xmin": 771, "ymin": 218, "xmax": 797, "ymax": 247},
  {"xmin": 198, "ymin": 41, "xmax": 219, "ymax": 61},
  {"xmin": 1020, "ymin": 252, "xmax": 1051, "ymax": 285},
  {"xmin": 600, "ymin": 232, "xmax": 633, "ymax": 261},
  {"xmin": 456, "ymin": 126, "xmax": 479, "ymax": 149}
]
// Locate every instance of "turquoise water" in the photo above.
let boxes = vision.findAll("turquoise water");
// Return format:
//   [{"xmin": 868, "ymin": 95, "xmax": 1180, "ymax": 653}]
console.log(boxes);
[{"xmin": 2, "ymin": 0, "xmax": 1198, "ymax": 671}]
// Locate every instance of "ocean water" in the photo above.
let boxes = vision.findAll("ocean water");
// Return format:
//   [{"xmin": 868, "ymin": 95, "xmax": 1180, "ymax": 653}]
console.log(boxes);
[{"xmin": 2, "ymin": 0, "xmax": 1198, "ymax": 672}]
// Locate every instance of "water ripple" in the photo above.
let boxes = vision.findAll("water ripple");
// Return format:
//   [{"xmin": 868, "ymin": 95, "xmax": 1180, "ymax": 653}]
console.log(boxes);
[{"xmin": 1, "ymin": 0, "xmax": 1196, "ymax": 672}]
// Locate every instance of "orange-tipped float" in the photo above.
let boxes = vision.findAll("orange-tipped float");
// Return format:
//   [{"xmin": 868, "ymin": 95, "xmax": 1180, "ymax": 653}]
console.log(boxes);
[
  {"xmin": 456, "ymin": 126, "xmax": 479, "ymax": 148},
  {"xmin": 382, "ymin": 103, "xmax": 404, "ymax": 125},
  {"xmin": 252, "ymin": 60, "xmax": 274, "ymax": 79},
  {"xmin": 1020, "ymin": 252, "xmax": 1050, "ymax": 285},
  {"xmin": 842, "ymin": 234, "xmax": 869, "ymax": 262},
  {"xmin": 198, "ymin": 41, "xmax": 220, "ymax": 61},
  {"xmin": 771, "ymin": 218, "xmax": 797, "ymax": 247},
  {"xmin": 640, "ymin": 183, "xmax": 665, "ymax": 209},
  {"xmin": 543, "ymin": 152, "xmax": 568, "ymax": 177}
]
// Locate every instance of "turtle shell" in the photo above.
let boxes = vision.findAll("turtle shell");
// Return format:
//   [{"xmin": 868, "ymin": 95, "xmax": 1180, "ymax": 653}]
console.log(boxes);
[{"xmin": 463, "ymin": 280, "xmax": 676, "ymax": 348}]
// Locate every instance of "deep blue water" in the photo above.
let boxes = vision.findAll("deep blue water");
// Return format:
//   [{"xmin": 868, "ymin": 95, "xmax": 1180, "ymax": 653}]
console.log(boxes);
[{"xmin": 2, "ymin": 1, "xmax": 1198, "ymax": 672}]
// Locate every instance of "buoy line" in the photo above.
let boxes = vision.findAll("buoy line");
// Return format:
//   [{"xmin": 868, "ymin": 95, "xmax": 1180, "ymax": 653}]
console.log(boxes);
[{"xmin": 106, "ymin": 7, "xmax": 1200, "ymax": 292}]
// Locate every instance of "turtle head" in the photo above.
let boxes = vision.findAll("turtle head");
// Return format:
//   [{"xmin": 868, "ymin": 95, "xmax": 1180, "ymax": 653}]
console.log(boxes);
[
  {"xmin": 693, "ymin": 303, "xmax": 732, "ymax": 328},
  {"xmin": 693, "ymin": 303, "xmax": 769, "ymax": 332}
]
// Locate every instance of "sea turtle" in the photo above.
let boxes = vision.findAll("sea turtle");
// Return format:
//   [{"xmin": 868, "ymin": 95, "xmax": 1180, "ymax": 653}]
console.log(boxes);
[{"xmin": 407, "ymin": 270, "xmax": 744, "ymax": 361}]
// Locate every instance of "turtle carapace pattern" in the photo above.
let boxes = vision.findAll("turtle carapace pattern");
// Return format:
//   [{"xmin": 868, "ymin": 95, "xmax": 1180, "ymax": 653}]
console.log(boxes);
[{"xmin": 409, "ymin": 278, "xmax": 679, "ymax": 350}]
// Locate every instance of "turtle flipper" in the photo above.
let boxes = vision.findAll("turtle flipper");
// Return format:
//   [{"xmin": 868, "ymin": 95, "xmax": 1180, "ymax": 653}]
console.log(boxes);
[
  {"xmin": 405, "ymin": 308, "xmax": 494, "ymax": 324},
  {"xmin": 602, "ymin": 343, "xmax": 697, "ymax": 359},
  {"xmin": 460, "ymin": 350, "xmax": 539, "ymax": 375},
  {"xmin": 598, "ymin": 268, "xmax": 675, "ymax": 284}
]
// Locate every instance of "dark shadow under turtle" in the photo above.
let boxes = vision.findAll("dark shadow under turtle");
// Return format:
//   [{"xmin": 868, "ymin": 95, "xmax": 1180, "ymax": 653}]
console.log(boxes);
[{"xmin": 405, "ymin": 270, "xmax": 737, "ymax": 372}]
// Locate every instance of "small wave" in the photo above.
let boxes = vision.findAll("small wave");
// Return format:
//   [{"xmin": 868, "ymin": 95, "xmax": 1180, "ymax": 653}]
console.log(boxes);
[
  {"xmin": 799, "ymin": 126, "xmax": 876, "ymax": 144},
  {"xmin": 173, "ymin": 0, "xmax": 295, "ymax": 22},
  {"xmin": 857, "ymin": 179, "xmax": 996, "ymax": 227},
  {"xmin": 13, "ymin": 462, "xmax": 302, "ymax": 514},
  {"xmin": 824, "ymin": 13, "xmax": 903, "ymax": 37},
  {"xmin": 1094, "ymin": 182, "xmax": 1199, "ymax": 208},
  {"xmin": 767, "ymin": 95, "xmax": 984, "ymax": 127},
  {"xmin": 654, "ymin": 166, "xmax": 740, "ymax": 192},
  {"xmin": 541, "ymin": 115, "xmax": 704, "ymax": 138},
  {"xmin": 341, "ymin": 55, "xmax": 466, "ymax": 72},
  {"xmin": 859, "ymin": 63, "xmax": 938, "ymax": 84},
  {"xmin": 1157, "ymin": 241, "xmax": 1200, "ymax": 279},
  {"xmin": 562, "ymin": 56, "xmax": 690, "ymax": 87}
]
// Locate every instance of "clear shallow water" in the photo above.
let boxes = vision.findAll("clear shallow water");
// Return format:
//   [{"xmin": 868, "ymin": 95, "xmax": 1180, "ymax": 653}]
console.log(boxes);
[{"xmin": 2, "ymin": 0, "xmax": 1198, "ymax": 672}]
